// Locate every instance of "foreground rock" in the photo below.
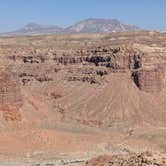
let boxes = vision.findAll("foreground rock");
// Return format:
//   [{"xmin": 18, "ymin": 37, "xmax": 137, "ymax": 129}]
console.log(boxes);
[{"xmin": 86, "ymin": 152, "xmax": 166, "ymax": 166}]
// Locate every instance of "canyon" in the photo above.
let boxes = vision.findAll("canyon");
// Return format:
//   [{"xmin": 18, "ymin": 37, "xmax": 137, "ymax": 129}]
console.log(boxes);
[{"xmin": 0, "ymin": 31, "xmax": 166, "ymax": 165}]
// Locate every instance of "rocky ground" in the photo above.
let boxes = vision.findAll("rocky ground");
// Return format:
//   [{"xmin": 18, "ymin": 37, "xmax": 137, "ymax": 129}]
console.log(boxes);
[
  {"xmin": 0, "ymin": 152, "xmax": 165, "ymax": 166},
  {"xmin": 85, "ymin": 152, "xmax": 166, "ymax": 166}
]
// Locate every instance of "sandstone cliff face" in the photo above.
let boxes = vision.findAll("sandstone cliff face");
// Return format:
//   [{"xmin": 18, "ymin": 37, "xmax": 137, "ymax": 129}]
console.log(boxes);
[
  {"xmin": 0, "ymin": 70, "xmax": 22, "ymax": 121},
  {"xmin": 0, "ymin": 71, "xmax": 22, "ymax": 105},
  {"xmin": 133, "ymin": 66, "xmax": 165, "ymax": 93}
]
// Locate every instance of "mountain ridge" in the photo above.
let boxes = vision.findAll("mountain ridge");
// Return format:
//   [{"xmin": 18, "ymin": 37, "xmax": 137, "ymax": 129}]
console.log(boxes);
[
  {"xmin": 1, "ymin": 18, "xmax": 141, "ymax": 36},
  {"xmin": 2, "ymin": 22, "xmax": 64, "ymax": 36},
  {"xmin": 65, "ymin": 18, "xmax": 140, "ymax": 33}
]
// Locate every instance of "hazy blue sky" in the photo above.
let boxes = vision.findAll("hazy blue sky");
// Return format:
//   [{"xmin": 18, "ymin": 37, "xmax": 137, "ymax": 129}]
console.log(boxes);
[{"xmin": 0, "ymin": 0, "xmax": 166, "ymax": 32}]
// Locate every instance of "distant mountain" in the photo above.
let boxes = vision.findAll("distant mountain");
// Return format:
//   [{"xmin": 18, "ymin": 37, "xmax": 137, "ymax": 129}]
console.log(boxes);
[
  {"xmin": 2, "ymin": 23, "xmax": 64, "ymax": 36},
  {"xmin": 65, "ymin": 18, "xmax": 140, "ymax": 33},
  {"xmin": 1, "ymin": 19, "xmax": 141, "ymax": 36}
]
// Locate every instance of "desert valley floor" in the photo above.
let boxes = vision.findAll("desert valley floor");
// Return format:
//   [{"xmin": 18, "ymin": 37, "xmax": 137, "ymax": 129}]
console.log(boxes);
[{"xmin": 0, "ymin": 31, "xmax": 166, "ymax": 165}]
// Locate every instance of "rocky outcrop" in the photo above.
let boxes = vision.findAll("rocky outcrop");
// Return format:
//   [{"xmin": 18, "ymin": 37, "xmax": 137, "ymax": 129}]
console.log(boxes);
[
  {"xmin": 129, "ymin": 54, "xmax": 142, "ymax": 69},
  {"xmin": 3, "ymin": 107, "xmax": 22, "ymax": 121},
  {"xmin": 84, "ymin": 47, "xmax": 142, "ymax": 71},
  {"xmin": 22, "ymin": 55, "xmax": 45, "ymax": 63},
  {"xmin": 55, "ymin": 56, "xmax": 84, "ymax": 65},
  {"xmin": 68, "ymin": 76, "xmax": 97, "ymax": 84},
  {"xmin": 19, "ymin": 72, "xmax": 53, "ymax": 85}
]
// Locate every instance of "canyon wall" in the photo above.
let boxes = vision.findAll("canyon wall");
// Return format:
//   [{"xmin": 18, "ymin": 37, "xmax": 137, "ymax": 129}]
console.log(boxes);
[{"xmin": 5, "ymin": 45, "xmax": 166, "ymax": 93}]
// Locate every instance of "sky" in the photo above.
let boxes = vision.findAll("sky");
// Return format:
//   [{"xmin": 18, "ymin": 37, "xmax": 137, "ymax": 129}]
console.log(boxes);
[{"xmin": 0, "ymin": 0, "xmax": 166, "ymax": 32}]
